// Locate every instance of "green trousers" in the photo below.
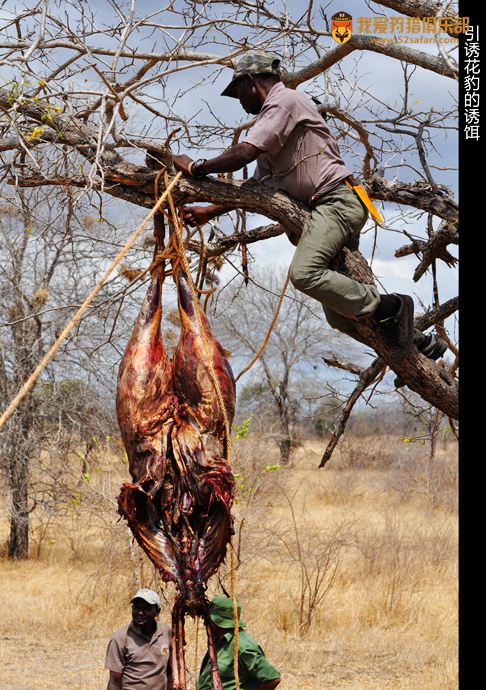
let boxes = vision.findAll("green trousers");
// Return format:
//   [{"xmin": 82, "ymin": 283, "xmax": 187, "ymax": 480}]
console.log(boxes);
[{"xmin": 289, "ymin": 181, "xmax": 380, "ymax": 344}]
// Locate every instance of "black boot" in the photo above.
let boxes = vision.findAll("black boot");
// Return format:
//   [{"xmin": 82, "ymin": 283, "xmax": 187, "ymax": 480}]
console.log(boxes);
[
  {"xmin": 373, "ymin": 293, "xmax": 414, "ymax": 362},
  {"xmin": 394, "ymin": 332, "xmax": 448, "ymax": 388}
]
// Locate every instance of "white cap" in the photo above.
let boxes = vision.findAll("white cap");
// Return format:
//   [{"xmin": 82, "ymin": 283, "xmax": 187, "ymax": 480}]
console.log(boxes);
[{"xmin": 131, "ymin": 588, "xmax": 160, "ymax": 607}]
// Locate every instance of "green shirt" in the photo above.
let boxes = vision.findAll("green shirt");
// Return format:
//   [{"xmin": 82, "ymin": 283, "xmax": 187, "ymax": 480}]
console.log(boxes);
[{"xmin": 197, "ymin": 628, "xmax": 280, "ymax": 690}]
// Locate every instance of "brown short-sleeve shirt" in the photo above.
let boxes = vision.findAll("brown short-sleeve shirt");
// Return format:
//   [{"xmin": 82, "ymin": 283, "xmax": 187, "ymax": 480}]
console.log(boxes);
[
  {"xmin": 243, "ymin": 82, "xmax": 352, "ymax": 204},
  {"xmin": 105, "ymin": 620, "xmax": 171, "ymax": 690}
]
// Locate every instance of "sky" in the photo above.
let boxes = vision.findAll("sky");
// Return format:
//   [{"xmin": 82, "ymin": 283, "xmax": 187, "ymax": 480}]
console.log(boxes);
[{"xmin": 0, "ymin": 0, "xmax": 460, "ymax": 390}]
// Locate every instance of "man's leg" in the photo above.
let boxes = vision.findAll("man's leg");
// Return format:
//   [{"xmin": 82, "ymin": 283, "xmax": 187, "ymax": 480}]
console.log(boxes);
[
  {"xmin": 394, "ymin": 330, "xmax": 448, "ymax": 387},
  {"xmin": 289, "ymin": 183, "xmax": 380, "ymax": 317},
  {"xmin": 325, "ymin": 301, "xmax": 448, "ymax": 367},
  {"xmin": 289, "ymin": 182, "xmax": 417, "ymax": 362},
  {"xmin": 324, "ymin": 305, "xmax": 369, "ymax": 345}
]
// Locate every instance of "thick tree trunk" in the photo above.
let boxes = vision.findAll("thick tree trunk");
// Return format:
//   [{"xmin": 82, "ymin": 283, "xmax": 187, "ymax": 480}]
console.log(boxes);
[
  {"xmin": 278, "ymin": 402, "xmax": 292, "ymax": 463},
  {"xmin": 6, "ymin": 401, "xmax": 35, "ymax": 560},
  {"xmin": 8, "ymin": 456, "xmax": 30, "ymax": 559},
  {"xmin": 278, "ymin": 437, "xmax": 292, "ymax": 464},
  {"xmin": 5, "ymin": 317, "xmax": 40, "ymax": 560},
  {"xmin": 276, "ymin": 382, "xmax": 292, "ymax": 464}
]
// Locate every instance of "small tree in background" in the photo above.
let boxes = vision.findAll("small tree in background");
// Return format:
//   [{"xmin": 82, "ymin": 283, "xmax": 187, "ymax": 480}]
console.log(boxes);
[{"xmin": 213, "ymin": 268, "xmax": 358, "ymax": 462}]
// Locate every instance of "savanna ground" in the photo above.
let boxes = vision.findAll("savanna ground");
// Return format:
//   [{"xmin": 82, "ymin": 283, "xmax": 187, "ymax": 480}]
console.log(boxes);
[{"xmin": 0, "ymin": 433, "xmax": 457, "ymax": 690}]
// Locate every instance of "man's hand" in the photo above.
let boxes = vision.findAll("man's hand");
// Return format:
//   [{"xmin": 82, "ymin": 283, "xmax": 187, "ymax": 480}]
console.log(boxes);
[
  {"xmin": 173, "ymin": 154, "xmax": 194, "ymax": 176},
  {"xmin": 183, "ymin": 205, "xmax": 212, "ymax": 227},
  {"xmin": 182, "ymin": 203, "xmax": 235, "ymax": 227}
]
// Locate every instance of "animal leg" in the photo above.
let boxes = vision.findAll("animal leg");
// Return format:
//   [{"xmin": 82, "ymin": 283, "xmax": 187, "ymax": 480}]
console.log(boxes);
[
  {"xmin": 170, "ymin": 598, "xmax": 187, "ymax": 690},
  {"xmin": 204, "ymin": 616, "xmax": 224, "ymax": 690}
]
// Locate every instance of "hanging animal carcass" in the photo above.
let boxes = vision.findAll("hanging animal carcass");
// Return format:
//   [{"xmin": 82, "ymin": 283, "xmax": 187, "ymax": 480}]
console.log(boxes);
[{"xmin": 116, "ymin": 238, "xmax": 235, "ymax": 690}]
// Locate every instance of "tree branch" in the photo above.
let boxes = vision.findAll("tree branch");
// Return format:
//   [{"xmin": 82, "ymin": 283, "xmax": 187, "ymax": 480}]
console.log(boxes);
[
  {"xmin": 321, "ymin": 357, "xmax": 363, "ymax": 375},
  {"xmin": 371, "ymin": 0, "xmax": 461, "ymax": 39},
  {"xmin": 188, "ymin": 223, "xmax": 285, "ymax": 257},
  {"xmin": 367, "ymin": 175, "xmax": 458, "ymax": 223},
  {"xmin": 319, "ymin": 357, "xmax": 386, "ymax": 468},
  {"xmin": 395, "ymin": 219, "xmax": 458, "ymax": 281},
  {"xmin": 9, "ymin": 167, "xmax": 458, "ymax": 418},
  {"xmin": 286, "ymin": 34, "xmax": 458, "ymax": 86},
  {"xmin": 414, "ymin": 296, "xmax": 458, "ymax": 330},
  {"xmin": 318, "ymin": 292, "xmax": 459, "ymax": 466}
]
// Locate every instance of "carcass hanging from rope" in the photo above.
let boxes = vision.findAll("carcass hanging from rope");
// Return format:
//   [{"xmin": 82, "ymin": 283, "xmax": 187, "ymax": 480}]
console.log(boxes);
[{"xmin": 116, "ymin": 207, "xmax": 236, "ymax": 690}]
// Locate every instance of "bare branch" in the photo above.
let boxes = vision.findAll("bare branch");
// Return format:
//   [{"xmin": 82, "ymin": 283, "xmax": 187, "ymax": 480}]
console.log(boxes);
[
  {"xmin": 367, "ymin": 175, "xmax": 458, "ymax": 223},
  {"xmin": 395, "ymin": 220, "xmax": 458, "ymax": 281},
  {"xmin": 319, "ymin": 358, "xmax": 386, "ymax": 468},
  {"xmin": 286, "ymin": 35, "xmax": 458, "ymax": 86}
]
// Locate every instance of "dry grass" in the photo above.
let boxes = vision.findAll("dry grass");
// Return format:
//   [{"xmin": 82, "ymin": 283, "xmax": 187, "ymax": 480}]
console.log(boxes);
[{"xmin": 0, "ymin": 434, "xmax": 457, "ymax": 689}]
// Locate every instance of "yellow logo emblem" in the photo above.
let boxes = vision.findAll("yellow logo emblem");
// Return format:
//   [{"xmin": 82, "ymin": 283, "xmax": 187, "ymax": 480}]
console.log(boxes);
[{"xmin": 331, "ymin": 12, "xmax": 352, "ymax": 44}]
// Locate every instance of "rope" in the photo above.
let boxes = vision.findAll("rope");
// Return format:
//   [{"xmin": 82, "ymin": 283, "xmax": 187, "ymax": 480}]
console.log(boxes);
[
  {"xmin": 235, "ymin": 272, "xmax": 290, "ymax": 382},
  {"xmin": 0, "ymin": 172, "xmax": 183, "ymax": 433},
  {"xmin": 163, "ymin": 172, "xmax": 232, "ymax": 458},
  {"xmin": 160, "ymin": 170, "xmax": 241, "ymax": 690},
  {"xmin": 194, "ymin": 617, "xmax": 199, "ymax": 685},
  {"xmin": 162, "ymin": 201, "xmax": 289, "ymax": 688},
  {"xmin": 229, "ymin": 543, "xmax": 240, "ymax": 687}
]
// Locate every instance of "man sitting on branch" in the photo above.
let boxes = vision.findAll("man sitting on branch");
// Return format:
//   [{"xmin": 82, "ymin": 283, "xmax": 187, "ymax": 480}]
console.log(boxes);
[{"xmin": 173, "ymin": 51, "xmax": 446, "ymax": 372}]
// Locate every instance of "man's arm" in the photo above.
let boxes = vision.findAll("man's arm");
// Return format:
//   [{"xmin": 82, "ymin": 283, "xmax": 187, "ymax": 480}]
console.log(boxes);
[
  {"xmin": 238, "ymin": 642, "xmax": 281, "ymax": 690},
  {"xmin": 107, "ymin": 670, "xmax": 122, "ymax": 690},
  {"xmin": 173, "ymin": 142, "xmax": 260, "ymax": 177},
  {"xmin": 173, "ymin": 142, "xmax": 261, "ymax": 226},
  {"xmin": 105, "ymin": 635, "xmax": 125, "ymax": 690}
]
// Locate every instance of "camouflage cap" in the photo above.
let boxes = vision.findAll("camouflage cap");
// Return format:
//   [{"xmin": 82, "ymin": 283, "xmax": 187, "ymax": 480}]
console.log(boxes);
[
  {"xmin": 221, "ymin": 51, "xmax": 282, "ymax": 98},
  {"xmin": 209, "ymin": 596, "xmax": 246, "ymax": 629}
]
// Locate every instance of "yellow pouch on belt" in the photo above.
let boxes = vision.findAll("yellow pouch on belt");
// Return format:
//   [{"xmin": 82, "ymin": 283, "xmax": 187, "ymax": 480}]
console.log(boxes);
[{"xmin": 344, "ymin": 179, "xmax": 383, "ymax": 223}]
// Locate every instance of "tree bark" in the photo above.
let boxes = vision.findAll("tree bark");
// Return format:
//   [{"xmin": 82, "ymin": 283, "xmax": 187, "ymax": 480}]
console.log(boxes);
[
  {"xmin": 286, "ymin": 34, "xmax": 458, "ymax": 85},
  {"xmin": 279, "ymin": 437, "xmax": 292, "ymax": 465},
  {"xmin": 8, "ymin": 456, "xmax": 30, "ymax": 559},
  {"xmin": 5, "ymin": 399, "xmax": 35, "ymax": 560},
  {"xmin": 277, "ymin": 396, "xmax": 292, "ymax": 465}
]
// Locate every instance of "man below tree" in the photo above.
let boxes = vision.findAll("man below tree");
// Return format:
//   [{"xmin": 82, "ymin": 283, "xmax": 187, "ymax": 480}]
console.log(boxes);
[
  {"xmin": 198, "ymin": 596, "xmax": 281, "ymax": 690},
  {"xmin": 105, "ymin": 588, "xmax": 171, "ymax": 690},
  {"xmin": 173, "ymin": 51, "xmax": 446, "ymax": 375}
]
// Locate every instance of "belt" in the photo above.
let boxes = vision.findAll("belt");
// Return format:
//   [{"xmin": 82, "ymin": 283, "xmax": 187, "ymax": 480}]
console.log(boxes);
[{"xmin": 311, "ymin": 175, "xmax": 383, "ymax": 224}]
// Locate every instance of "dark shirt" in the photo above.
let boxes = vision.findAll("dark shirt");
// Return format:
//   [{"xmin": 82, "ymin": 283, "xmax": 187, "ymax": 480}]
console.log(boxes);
[{"xmin": 198, "ymin": 628, "xmax": 280, "ymax": 690}]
